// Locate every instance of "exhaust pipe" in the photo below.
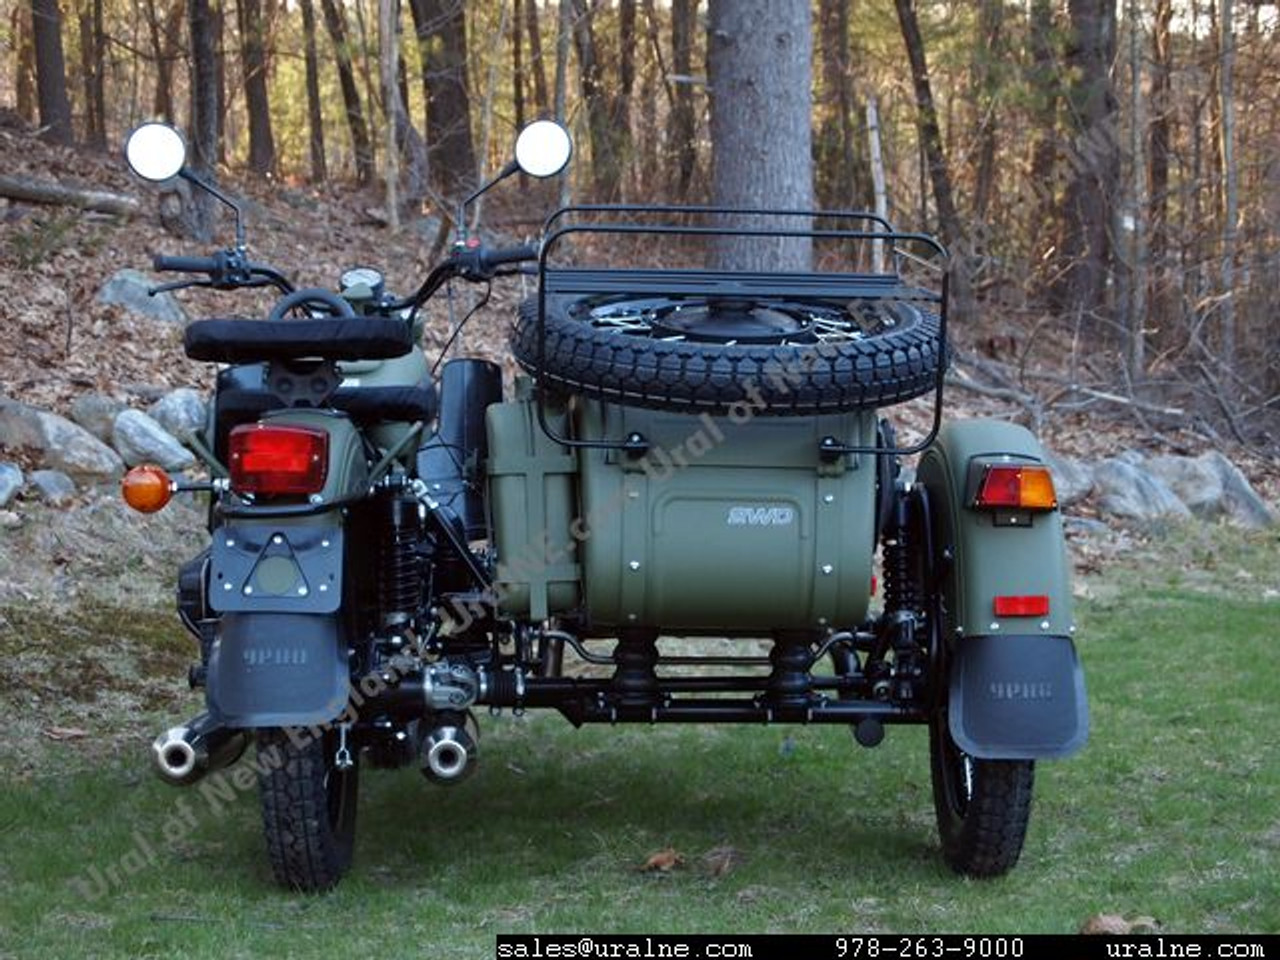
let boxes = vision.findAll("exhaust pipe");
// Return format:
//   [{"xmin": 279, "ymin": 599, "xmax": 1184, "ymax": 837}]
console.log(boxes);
[
  {"xmin": 152, "ymin": 712, "xmax": 250, "ymax": 786},
  {"xmin": 419, "ymin": 712, "xmax": 478, "ymax": 784}
]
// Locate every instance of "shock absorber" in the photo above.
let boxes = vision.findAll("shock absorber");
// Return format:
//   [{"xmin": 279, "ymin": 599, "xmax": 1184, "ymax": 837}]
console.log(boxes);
[
  {"xmin": 380, "ymin": 493, "xmax": 423, "ymax": 631},
  {"xmin": 881, "ymin": 488, "xmax": 917, "ymax": 618}
]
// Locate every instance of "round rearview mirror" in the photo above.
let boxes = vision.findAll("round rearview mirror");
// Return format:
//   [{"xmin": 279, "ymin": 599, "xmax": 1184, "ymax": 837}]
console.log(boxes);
[
  {"xmin": 124, "ymin": 123, "xmax": 187, "ymax": 183},
  {"xmin": 513, "ymin": 120, "xmax": 572, "ymax": 179}
]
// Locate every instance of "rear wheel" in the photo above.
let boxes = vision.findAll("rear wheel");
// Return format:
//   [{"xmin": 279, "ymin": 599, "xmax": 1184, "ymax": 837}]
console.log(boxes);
[
  {"xmin": 257, "ymin": 728, "xmax": 359, "ymax": 891},
  {"xmin": 929, "ymin": 711, "xmax": 1034, "ymax": 877}
]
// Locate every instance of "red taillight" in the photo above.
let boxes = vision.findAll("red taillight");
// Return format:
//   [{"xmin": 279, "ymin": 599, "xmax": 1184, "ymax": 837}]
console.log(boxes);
[
  {"xmin": 993, "ymin": 595, "xmax": 1050, "ymax": 618},
  {"xmin": 229, "ymin": 424, "xmax": 328, "ymax": 496},
  {"xmin": 973, "ymin": 465, "xmax": 1057, "ymax": 511}
]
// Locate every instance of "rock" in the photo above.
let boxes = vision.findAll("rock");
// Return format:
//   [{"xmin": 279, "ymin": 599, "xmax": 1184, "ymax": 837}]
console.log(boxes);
[
  {"xmin": 0, "ymin": 398, "xmax": 125, "ymax": 480},
  {"xmin": 1093, "ymin": 458, "xmax": 1191, "ymax": 523},
  {"xmin": 30, "ymin": 469, "xmax": 77, "ymax": 506},
  {"xmin": 112, "ymin": 409, "xmax": 195, "ymax": 470},
  {"xmin": 1063, "ymin": 516, "xmax": 1110, "ymax": 538},
  {"xmin": 148, "ymin": 388, "xmax": 207, "ymax": 446},
  {"xmin": 1200, "ymin": 451, "xmax": 1275, "ymax": 528},
  {"xmin": 1044, "ymin": 451, "xmax": 1094, "ymax": 507},
  {"xmin": 0, "ymin": 462, "xmax": 23, "ymax": 507},
  {"xmin": 0, "ymin": 509, "xmax": 19, "ymax": 529},
  {"xmin": 1146, "ymin": 455, "xmax": 1225, "ymax": 519},
  {"xmin": 70, "ymin": 393, "xmax": 126, "ymax": 444},
  {"xmin": 97, "ymin": 268, "xmax": 188, "ymax": 325}
]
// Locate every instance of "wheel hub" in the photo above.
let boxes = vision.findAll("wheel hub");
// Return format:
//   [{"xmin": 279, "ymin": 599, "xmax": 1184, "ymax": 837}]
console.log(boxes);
[{"xmin": 650, "ymin": 299, "xmax": 813, "ymax": 344}]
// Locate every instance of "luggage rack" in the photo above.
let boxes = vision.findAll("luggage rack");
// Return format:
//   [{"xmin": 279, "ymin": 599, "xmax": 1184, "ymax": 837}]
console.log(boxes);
[{"xmin": 532, "ymin": 205, "xmax": 950, "ymax": 459}]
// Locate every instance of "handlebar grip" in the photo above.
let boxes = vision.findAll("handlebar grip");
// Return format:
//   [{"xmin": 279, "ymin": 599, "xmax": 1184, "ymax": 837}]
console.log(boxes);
[
  {"xmin": 478, "ymin": 244, "xmax": 538, "ymax": 272},
  {"xmin": 153, "ymin": 254, "xmax": 220, "ymax": 273}
]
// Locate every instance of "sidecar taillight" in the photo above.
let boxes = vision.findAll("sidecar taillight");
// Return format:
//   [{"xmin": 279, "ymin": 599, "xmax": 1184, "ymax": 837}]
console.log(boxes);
[
  {"xmin": 228, "ymin": 424, "xmax": 328, "ymax": 497},
  {"xmin": 972, "ymin": 464, "xmax": 1057, "ymax": 511},
  {"xmin": 122, "ymin": 464, "xmax": 174, "ymax": 513}
]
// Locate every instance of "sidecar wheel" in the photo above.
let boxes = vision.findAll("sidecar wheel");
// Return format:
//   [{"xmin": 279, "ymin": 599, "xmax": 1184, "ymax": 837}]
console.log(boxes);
[
  {"xmin": 257, "ymin": 728, "xmax": 358, "ymax": 891},
  {"xmin": 512, "ymin": 295, "xmax": 943, "ymax": 415},
  {"xmin": 929, "ymin": 712, "xmax": 1033, "ymax": 877}
]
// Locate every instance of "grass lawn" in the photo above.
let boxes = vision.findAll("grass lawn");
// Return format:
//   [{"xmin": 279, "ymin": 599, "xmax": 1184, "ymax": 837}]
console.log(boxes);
[{"xmin": 1, "ymin": 531, "xmax": 1276, "ymax": 957}]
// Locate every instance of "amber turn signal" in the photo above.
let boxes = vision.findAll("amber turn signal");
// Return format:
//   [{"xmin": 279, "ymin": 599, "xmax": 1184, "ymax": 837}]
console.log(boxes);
[{"xmin": 122, "ymin": 464, "xmax": 174, "ymax": 513}]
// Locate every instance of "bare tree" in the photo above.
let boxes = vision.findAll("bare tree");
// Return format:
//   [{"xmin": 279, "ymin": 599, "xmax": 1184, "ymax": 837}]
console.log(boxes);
[
  {"xmin": 1218, "ymin": 0, "xmax": 1238, "ymax": 372},
  {"xmin": 30, "ymin": 0, "xmax": 74, "ymax": 144},
  {"xmin": 1148, "ymin": 0, "xmax": 1173, "ymax": 328},
  {"xmin": 669, "ymin": 0, "xmax": 698, "ymax": 199},
  {"xmin": 408, "ymin": 0, "xmax": 476, "ymax": 201},
  {"xmin": 969, "ymin": 0, "xmax": 1003, "ymax": 222},
  {"xmin": 237, "ymin": 0, "xmax": 276, "ymax": 175},
  {"xmin": 76, "ymin": 0, "xmax": 106, "ymax": 148},
  {"xmin": 320, "ymin": 0, "xmax": 375, "ymax": 184},
  {"xmin": 706, "ymin": 0, "xmax": 812, "ymax": 270},
  {"xmin": 300, "ymin": 0, "xmax": 327, "ymax": 182},
  {"xmin": 894, "ymin": 0, "xmax": 973, "ymax": 322},
  {"xmin": 524, "ymin": 0, "xmax": 549, "ymax": 115},
  {"xmin": 186, "ymin": 0, "xmax": 220, "ymax": 240}
]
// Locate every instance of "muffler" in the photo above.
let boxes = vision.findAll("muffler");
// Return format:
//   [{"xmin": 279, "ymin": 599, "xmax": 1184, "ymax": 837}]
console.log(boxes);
[
  {"xmin": 419, "ymin": 711, "xmax": 478, "ymax": 784},
  {"xmin": 152, "ymin": 712, "xmax": 250, "ymax": 786}
]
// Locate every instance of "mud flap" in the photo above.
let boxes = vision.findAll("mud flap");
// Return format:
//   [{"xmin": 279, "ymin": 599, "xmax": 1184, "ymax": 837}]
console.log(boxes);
[
  {"xmin": 206, "ymin": 613, "xmax": 350, "ymax": 728},
  {"xmin": 948, "ymin": 634, "xmax": 1089, "ymax": 760}
]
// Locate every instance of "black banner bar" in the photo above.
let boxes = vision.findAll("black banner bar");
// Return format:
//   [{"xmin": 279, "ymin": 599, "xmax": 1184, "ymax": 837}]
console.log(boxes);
[{"xmin": 495, "ymin": 934, "xmax": 1277, "ymax": 960}]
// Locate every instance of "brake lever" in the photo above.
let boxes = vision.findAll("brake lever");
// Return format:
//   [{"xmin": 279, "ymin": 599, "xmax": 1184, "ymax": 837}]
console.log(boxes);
[{"xmin": 148, "ymin": 279, "xmax": 214, "ymax": 296}]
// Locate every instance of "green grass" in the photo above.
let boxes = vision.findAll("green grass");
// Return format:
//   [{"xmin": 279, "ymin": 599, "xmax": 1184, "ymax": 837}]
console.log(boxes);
[{"xmin": 1, "ymin": 548, "xmax": 1277, "ymax": 956}]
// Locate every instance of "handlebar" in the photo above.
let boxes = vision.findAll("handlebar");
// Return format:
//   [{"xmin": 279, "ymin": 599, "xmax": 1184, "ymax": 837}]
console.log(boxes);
[
  {"xmin": 477, "ymin": 243, "xmax": 538, "ymax": 272},
  {"xmin": 154, "ymin": 253, "xmax": 222, "ymax": 273}
]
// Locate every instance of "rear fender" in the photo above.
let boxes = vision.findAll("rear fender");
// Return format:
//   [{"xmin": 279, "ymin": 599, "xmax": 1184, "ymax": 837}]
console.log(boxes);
[
  {"xmin": 917, "ymin": 419, "xmax": 1088, "ymax": 759},
  {"xmin": 206, "ymin": 613, "xmax": 349, "ymax": 728}
]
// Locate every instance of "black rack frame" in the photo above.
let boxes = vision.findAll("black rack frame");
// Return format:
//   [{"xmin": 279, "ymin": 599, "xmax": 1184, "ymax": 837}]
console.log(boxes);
[{"xmin": 531, "ymin": 205, "xmax": 950, "ymax": 459}]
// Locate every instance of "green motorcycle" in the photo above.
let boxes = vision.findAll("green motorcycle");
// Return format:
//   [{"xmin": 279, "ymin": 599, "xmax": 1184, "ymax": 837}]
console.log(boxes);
[{"xmin": 122, "ymin": 119, "xmax": 1087, "ymax": 891}]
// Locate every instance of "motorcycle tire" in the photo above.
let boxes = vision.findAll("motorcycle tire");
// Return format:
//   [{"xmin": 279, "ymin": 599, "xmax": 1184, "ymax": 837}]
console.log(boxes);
[
  {"xmin": 257, "ymin": 728, "xmax": 359, "ymax": 892},
  {"xmin": 929, "ymin": 710, "xmax": 1035, "ymax": 877},
  {"xmin": 511, "ymin": 294, "xmax": 944, "ymax": 415}
]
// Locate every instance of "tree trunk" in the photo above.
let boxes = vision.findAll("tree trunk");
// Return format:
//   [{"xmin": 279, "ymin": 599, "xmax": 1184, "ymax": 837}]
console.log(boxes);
[
  {"xmin": 213, "ymin": 0, "xmax": 227, "ymax": 164},
  {"xmin": 554, "ymin": 0, "xmax": 572, "ymax": 209},
  {"xmin": 76, "ymin": 0, "xmax": 105, "ymax": 149},
  {"xmin": 867, "ymin": 96, "xmax": 889, "ymax": 272},
  {"xmin": 1026, "ymin": 0, "xmax": 1059, "ymax": 240},
  {"xmin": 144, "ymin": 0, "xmax": 175, "ymax": 121},
  {"xmin": 30, "ymin": 0, "xmax": 74, "ymax": 144},
  {"xmin": 1218, "ymin": 0, "xmax": 1237, "ymax": 373},
  {"xmin": 969, "ymin": 0, "xmax": 1003, "ymax": 223},
  {"xmin": 524, "ymin": 0, "xmax": 548, "ymax": 114},
  {"xmin": 512, "ymin": 0, "xmax": 526, "ymax": 130},
  {"xmin": 669, "ymin": 0, "xmax": 697, "ymax": 198},
  {"xmin": 816, "ymin": 0, "xmax": 870, "ymax": 212},
  {"xmin": 14, "ymin": 4, "xmax": 37, "ymax": 123},
  {"xmin": 894, "ymin": 0, "xmax": 973, "ymax": 323},
  {"xmin": 187, "ymin": 0, "xmax": 220, "ymax": 240},
  {"xmin": 320, "ymin": 0, "xmax": 374, "ymax": 184},
  {"xmin": 237, "ymin": 0, "xmax": 276, "ymax": 175},
  {"xmin": 706, "ymin": 0, "xmax": 812, "ymax": 271},
  {"xmin": 1054, "ymin": 0, "xmax": 1119, "ymax": 324},
  {"xmin": 410, "ymin": 0, "xmax": 476, "ymax": 202},
  {"xmin": 571, "ymin": 0, "xmax": 625, "ymax": 201},
  {"xmin": 1125, "ymin": 0, "xmax": 1147, "ymax": 379},
  {"xmin": 300, "ymin": 0, "xmax": 327, "ymax": 182},
  {"xmin": 380, "ymin": 0, "xmax": 400, "ymax": 228},
  {"xmin": 1148, "ymin": 0, "xmax": 1172, "ymax": 331}
]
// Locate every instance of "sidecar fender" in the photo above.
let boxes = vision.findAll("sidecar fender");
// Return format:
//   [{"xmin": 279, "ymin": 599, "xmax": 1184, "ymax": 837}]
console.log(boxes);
[
  {"xmin": 206, "ymin": 613, "xmax": 349, "ymax": 728},
  {"xmin": 917, "ymin": 419, "xmax": 1089, "ymax": 759}
]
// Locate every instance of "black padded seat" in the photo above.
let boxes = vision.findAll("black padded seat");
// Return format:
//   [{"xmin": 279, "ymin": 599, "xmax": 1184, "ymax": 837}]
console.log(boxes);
[{"xmin": 185, "ymin": 317, "xmax": 414, "ymax": 364}]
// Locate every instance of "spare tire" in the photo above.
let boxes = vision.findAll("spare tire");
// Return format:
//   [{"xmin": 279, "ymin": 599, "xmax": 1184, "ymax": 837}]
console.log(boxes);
[{"xmin": 511, "ymin": 293, "xmax": 944, "ymax": 415}]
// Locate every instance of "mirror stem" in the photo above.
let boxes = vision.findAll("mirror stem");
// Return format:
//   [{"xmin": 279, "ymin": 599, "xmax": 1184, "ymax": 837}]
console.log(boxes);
[
  {"xmin": 180, "ymin": 168, "xmax": 246, "ymax": 251},
  {"xmin": 458, "ymin": 161, "xmax": 519, "ymax": 242}
]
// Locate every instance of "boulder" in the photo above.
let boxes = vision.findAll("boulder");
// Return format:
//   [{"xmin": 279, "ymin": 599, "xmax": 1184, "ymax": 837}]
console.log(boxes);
[
  {"xmin": 70, "ymin": 393, "xmax": 126, "ymax": 444},
  {"xmin": 1044, "ymin": 451, "xmax": 1094, "ymax": 507},
  {"xmin": 30, "ymin": 469, "xmax": 76, "ymax": 506},
  {"xmin": 1093, "ymin": 458, "xmax": 1191, "ymax": 522},
  {"xmin": 1146, "ymin": 455, "xmax": 1225, "ymax": 519},
  {"xmin": 112, "ymin": 409, "xmax": 195, "ymax": 471},
  {"xmin": 0, "ymin": 462, "xmax": 22, "ymax": 507},
  {"xmin": 1200, "ymin": 451, "xmax": 1275, "ymax": 528},
  {"xmin": 0, "ymin": 398, "xmax": 125, "ymax": 480},
  {"xmin": 148, "ymin": 388, "xmax": 207, "ymax": 446},
  {"xmin": 97, "ymin": 268, "xmax": 188, "ymax": 325}
]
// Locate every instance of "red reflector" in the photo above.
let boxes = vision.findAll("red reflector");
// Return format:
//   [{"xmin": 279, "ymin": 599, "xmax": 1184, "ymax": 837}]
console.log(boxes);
[
  {"xmin": 229, "ymin": 424, "xmax": 328, "ymax": 496},
  {"xmin": 974, "ymin": 465, "xmax": 1057, "ymax": 510},
  {"xmin": 993, "ymin": 595, "xmax": 1050, "ymax": 618}
]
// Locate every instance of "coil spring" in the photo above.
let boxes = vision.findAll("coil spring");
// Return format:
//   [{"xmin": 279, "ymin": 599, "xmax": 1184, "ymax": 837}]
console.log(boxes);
[
  {"xmin": 380, "ymin": 496, "xmax": 422, "ymax": 618},
  {"xmin": 881, "ymin": 498, "xmax": 917, "ymax": 615}
]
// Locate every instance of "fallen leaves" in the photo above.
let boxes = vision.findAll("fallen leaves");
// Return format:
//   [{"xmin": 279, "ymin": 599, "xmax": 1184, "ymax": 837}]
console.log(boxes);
[
  {"xmin": 1079, "ymin": 914, "xmax": 1159, "ymax": 935},
  {"xmin": 639, "ymin": 848, "xmax": 684, "ymax": 873},
  {"xmin": 42, "ymin": 726, "xmax": 88, "ymax": 741}
]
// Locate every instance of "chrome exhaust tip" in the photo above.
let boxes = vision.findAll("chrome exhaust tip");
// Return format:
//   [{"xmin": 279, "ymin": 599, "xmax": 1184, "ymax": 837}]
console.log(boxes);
[
  {"xmin": 151, "ymin": 713, "xmax": 249, "ymax": 786},
  {"xmin": 420, "ymin": 717, "xmax": 478, "ymax": 784}
]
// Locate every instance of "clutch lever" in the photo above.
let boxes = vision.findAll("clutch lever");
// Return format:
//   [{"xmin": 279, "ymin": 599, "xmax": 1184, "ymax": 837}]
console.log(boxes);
[{"xmin": 148, "ymin": 279, "xmax": 213, "ymax": 296}]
